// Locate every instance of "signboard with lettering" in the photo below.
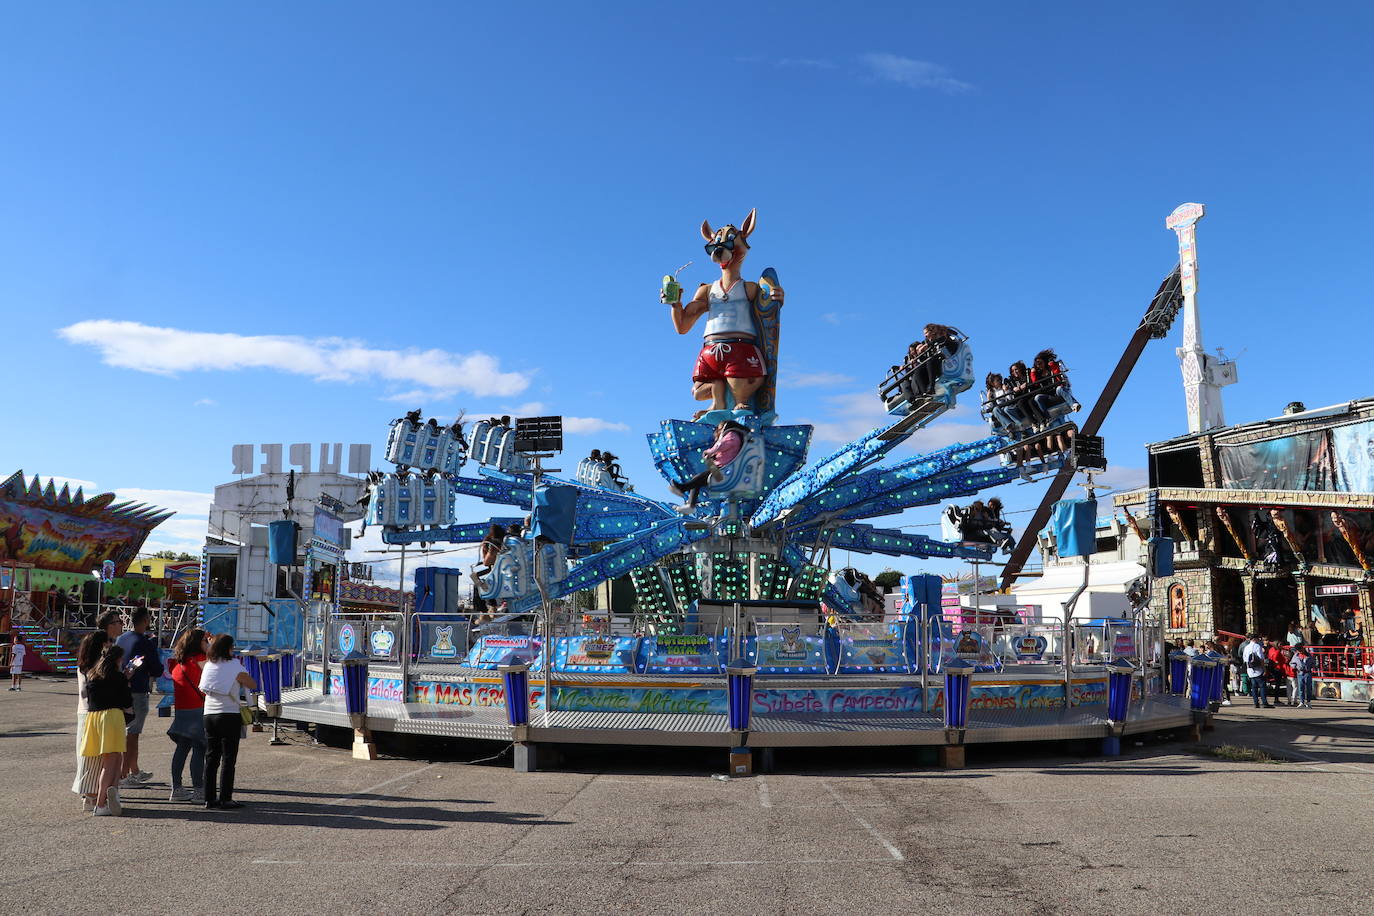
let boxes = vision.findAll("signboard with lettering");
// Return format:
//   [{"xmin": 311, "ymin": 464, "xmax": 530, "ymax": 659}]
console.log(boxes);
[
  {"xmin": 231, "ymin": 443, "xmax": 373, "ymax": 475},
  {"xmin": 640, "ymin": 633, "xmax": 726, "ymax": 674},
  {"xmin": 553, "ymin": 635, "xmax": 641, "ymax": 673},
  {"xmin": 313, "ymin": 508, "xmax": 345, "ymax": 546},
  {"xmin": 464, "ymin": 635, "xmax": 542, "ymax": 669}
]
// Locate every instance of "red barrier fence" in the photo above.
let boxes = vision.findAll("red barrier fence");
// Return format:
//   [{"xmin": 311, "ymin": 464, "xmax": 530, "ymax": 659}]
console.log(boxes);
[{"xmin": 1308, "ymin": 646, "xmax": 1374, "ymax": 680}]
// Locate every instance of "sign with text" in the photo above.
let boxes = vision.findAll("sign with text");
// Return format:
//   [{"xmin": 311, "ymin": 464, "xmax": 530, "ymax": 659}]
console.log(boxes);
[
  {"xmin": 640, "ymin": 633, "xmax": 725, "ymax": 674},
  {"xmin": 232, "ymin": 443, "xmax": 373, "ymax": 475}
]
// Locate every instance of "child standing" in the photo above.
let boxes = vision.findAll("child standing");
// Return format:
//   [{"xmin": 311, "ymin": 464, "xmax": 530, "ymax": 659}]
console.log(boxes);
[{"xmin": 8, "ymin": 641, "xmax": 26, "ymax": 690}]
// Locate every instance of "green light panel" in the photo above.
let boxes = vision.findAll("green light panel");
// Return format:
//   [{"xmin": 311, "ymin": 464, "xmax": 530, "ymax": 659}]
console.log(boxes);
[
  {"xmin": 630, "ymin": 566, "xmax": 673, "ymax": 618},
  {"xmin": 711, "ymin": 553, "xmax": 750, "ymax": 603}
]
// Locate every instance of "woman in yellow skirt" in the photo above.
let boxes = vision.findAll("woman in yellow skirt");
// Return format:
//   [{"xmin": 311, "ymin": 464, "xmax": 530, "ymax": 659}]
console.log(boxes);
[
  {"xmin": 72, "ymin": 631, "xmax": 111, "ymax": 812},
  {"xmin": 81, "ymin": 643, "xmax": 135, "ymax": 816}
]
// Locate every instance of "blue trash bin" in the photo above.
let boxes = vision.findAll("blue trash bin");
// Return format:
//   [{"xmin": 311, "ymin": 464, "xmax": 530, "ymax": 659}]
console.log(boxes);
[{"xmin": 726, "ymin": 665, "xmax": 757, "ymax": 732}]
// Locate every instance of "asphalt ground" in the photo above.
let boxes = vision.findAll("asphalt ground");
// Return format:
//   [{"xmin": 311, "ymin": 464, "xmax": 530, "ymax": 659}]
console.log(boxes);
[{"xmin": 3, "ymin": 678, "xmax": 1372, "ymax": 916}]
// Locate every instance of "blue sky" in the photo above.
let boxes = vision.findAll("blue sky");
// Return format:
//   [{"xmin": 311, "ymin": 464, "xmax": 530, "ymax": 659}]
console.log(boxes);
[{"xmin": 3, "ymin": 2, "xmax": 1372, "ymax": 582}]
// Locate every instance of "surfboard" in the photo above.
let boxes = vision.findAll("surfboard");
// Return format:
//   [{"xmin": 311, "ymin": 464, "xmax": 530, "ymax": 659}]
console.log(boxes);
[{"xmin": 751, "ymin": 267, "xmax": 782, "ymax": 424}]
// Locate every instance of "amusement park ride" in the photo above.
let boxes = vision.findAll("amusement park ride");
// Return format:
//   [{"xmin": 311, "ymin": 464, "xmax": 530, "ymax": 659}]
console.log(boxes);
[{"xmin": 272, "ymin": 206, "xmax": 1213, "ymax": 771}]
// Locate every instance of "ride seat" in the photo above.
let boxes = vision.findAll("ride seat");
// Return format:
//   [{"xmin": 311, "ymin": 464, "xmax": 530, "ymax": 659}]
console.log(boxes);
[
  {"xmin": 385, "ymin": 416, "xmax": 423, "ymax": 467},
  {"xmin": 702, "ymin": 433, "xmax": 766, "ymax": 501}
]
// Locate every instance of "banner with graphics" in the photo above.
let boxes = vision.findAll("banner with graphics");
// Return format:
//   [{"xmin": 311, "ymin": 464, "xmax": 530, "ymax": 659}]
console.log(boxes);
[
  {"xmin": 554, "ymin": 635, "xmax": 641, "ymax": 673},
  {"xmin": 0, "ymin": 501, "xmax": 151, "ymax": 575},
  {"xmin": 549, "ymin": 685, "xmax": 724, "ymax": 715}
]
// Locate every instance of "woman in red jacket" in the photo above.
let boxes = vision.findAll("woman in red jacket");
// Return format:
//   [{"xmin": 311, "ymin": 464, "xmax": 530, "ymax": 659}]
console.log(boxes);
[
  {"xmin": 1266, "ymin": 640, "xmax": 1294, "ymax": 705},
  {"xmin": 166, "ymin": 628, "xmax": 208, "ymax": 802}
]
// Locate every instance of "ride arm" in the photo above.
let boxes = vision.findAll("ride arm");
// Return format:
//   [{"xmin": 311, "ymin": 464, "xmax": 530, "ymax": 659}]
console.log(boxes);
[
  {"xmin": 671, "ymin": 284, "xmax": 711, "ymax": 334},
  {"xmin": 998, "ymin": 265, "xmax": 1184, "ymax": 592}
]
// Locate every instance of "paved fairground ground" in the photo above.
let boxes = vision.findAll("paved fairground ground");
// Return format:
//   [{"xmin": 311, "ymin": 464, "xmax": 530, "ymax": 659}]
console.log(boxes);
[{"xmin": 3, "ymin": 678, "xmax": 1372, "ymax": 916}]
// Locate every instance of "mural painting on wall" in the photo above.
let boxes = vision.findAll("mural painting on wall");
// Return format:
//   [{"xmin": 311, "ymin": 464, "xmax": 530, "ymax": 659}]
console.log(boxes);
[{"xmin": 1168, "ymin": 581, "xmax": 1187, "ymax": 630}]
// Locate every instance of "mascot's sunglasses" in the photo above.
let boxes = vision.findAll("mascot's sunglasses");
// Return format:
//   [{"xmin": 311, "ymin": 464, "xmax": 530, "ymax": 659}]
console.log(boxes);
[{"xmin": 704, "ymin": 229, "xmax": 740, "ymax": 256}]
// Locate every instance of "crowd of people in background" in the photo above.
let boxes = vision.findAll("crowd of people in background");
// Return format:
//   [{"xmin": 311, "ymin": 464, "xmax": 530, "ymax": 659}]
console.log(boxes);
[
  {"xmin": 1165, "ymin": 622, "xmax": 1329, "ymax": 710},
  {"xmin": 68, "ymin": 609, "xmax": 256, "ymax": 817}
]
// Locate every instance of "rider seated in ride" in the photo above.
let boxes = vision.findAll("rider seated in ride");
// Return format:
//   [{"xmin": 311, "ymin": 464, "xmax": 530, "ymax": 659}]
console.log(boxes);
[
  {"xmin": 470, "ymin": 522, "xmax": 508, "ymax": 591},
  {"xmin": 910, "ymin": 324, "xmax": 960, "ymax": 396},
  {"xmin": 669, "ymin": 420, "xmax": 749, "ymax": 514},
  {"xmin": 982, "ymin": 371, "xmax": 1028, "ymax": 436},
  {"xmin": 986, "ymin": 497, "xmax": 1015, "ymax": 553},
  {"xmin": 1028, "ymin": 350, "xmax": 1075, "ymax": 454},
  {"xmin": 600, "ymin": 452, "xmax": 626, "ymax": 484}
]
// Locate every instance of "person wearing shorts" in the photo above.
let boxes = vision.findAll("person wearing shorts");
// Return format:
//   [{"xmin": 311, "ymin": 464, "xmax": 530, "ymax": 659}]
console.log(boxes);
[
  {"xmin": 114, "ymin": 608, "xmax": 163, "ymax": 786},
  {"xmin": 8, "ymin": 641, "xmax": 26, "ymax": 690}
]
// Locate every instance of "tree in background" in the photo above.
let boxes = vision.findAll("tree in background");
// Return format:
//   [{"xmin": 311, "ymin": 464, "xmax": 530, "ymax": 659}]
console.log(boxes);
[{"xmin": 873, "ymin": 570, "xmax": 903, "ymax": 590}]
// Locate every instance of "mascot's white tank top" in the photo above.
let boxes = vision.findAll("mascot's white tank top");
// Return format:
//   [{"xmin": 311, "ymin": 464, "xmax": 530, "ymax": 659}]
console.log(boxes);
[{"xmin": 704, "ymin": 279, "xmax": 754, "ymax": 337}]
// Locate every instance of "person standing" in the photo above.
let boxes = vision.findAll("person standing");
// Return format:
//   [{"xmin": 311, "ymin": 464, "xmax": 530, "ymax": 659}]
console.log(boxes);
[
  {"xmin": 114, "ymin": 608, "xmax": 163, "ymax": 786},
  {"xmin": 7, "ymin": 640, "xmax": 26, "ymax": 690},
  {"xmin": 96, "ymin": 610, "xmax": 124, "ymax": 642},
  {"xmin": 1243, "ymin": 634, "xmax": 1271, "ymax": 708},
  {"xmin": 166, "ymin": 629, "xmax": 208, "ymax": 802},
  {"xmin": 1292, "ymin": 646, "xmax": 1315, "ymax": 708},
  {"xmin": 198, "ymin": 634, "xmax": 256, "ymax": 810},
  {"xmin": 82, "ymin": 643, "xmax": 138, "ymax": 816},
  {"xmin": 72, "ymin": 632, "xmax": 110, "ymax": 812},
  {"xmin": 1264, "ymin": 639, "xmax": 1287, "ymax": 705},
  {"xmin": 1277, "ymin": 645, "xmax": 1298, "ymax": 707}
]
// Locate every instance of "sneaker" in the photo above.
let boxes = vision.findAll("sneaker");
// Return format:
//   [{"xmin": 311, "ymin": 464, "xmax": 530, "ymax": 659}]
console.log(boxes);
[
  {"xmin": 118, "ymin": 775, "xmax": 143, "ymax": 788},
  {"xmin": 92, "ymin": 806, "xmax": 113, "ymax": 816},
  {"xmin": 82, "ymin": 797, "xmax": 95, "ymax": 813},
  {"xmin": 169, "ymin": 787, "xmax": 193, "ymax": 802},
  {"xmin": 191, "ymin": 788, "xmax": 205, "ymax": 803},
  {"xmin": 1221, "ymin": 699, "xmax": 1232, "ymax": 706},
  {"xmin": 217, "ymin": 800, "xmax": 245, "ymax": 810},
  {"xmin": 132, "ymin": 770, "xmax": 153, "ymax": 782},
  {"xmin": 106, "ymin": 788, "xmax": 121, "ymax": 816}
]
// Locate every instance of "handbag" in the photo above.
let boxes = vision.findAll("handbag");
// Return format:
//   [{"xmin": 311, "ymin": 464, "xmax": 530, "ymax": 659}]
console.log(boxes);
[{"xmin": 122, "ymin": 708, "xmax": 136, "ymax": 725}]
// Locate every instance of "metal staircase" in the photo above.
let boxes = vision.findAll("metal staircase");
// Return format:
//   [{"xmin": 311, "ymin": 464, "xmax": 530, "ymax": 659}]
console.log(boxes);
[{"xmin": 10, "ymin": 595, "xmax": 78, "ymax": 674}]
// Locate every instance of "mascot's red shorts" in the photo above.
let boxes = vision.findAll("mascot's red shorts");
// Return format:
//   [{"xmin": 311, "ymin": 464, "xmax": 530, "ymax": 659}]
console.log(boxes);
[{"xmin": 693, "ymin": 339, "xmax": 767, "ymax": 382}]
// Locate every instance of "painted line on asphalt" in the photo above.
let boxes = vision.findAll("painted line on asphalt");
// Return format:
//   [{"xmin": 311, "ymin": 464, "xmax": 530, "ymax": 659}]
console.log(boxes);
[
  {"xmin": 822, "ymin": 780, "xmax": 905, "ymax": 861},
  {"xmin": 326, "ymin": 764, "xmax": 437, "ymax": 810},
  {"xmin": 757, "ymin": 776, "xmax": 772, "ymax": 808},
  {"xmin": 251, "ymin": 859, "xmax": 891, "ymax": 868}
]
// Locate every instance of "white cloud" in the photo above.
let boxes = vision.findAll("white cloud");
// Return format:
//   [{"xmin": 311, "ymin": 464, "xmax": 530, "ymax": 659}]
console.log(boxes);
[
  {"xmin": 859, "ymin": 53, "xmax": 973, "ymax": 94},
  {"xmin": 58, "ymin": 320, "xmax": 530, "ymax": 400},
  {"xmin": 821, "ymin": 312, "xmax": 843, "ymax": 325},
  {"xmin": 139, "ymin": 518, "xmax": 211, "ymax": 554},
  {"xmin": 782, "ymin": 371, "xmax": 855, "ymax": 389},
  {"xmin": 1094, "ymin": 465, "xmax": 1149, "ymax": 494},
  {"xmin": 113, "ymin": 488, "xmax": 212, "ymax": 516},
  {"xmin": 193, "ymin": 398, "xmax": 217, "ymax": 407},
  {"xmin": 564, "ymin": 417, "xmax": 630, "ymax": 435}
]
